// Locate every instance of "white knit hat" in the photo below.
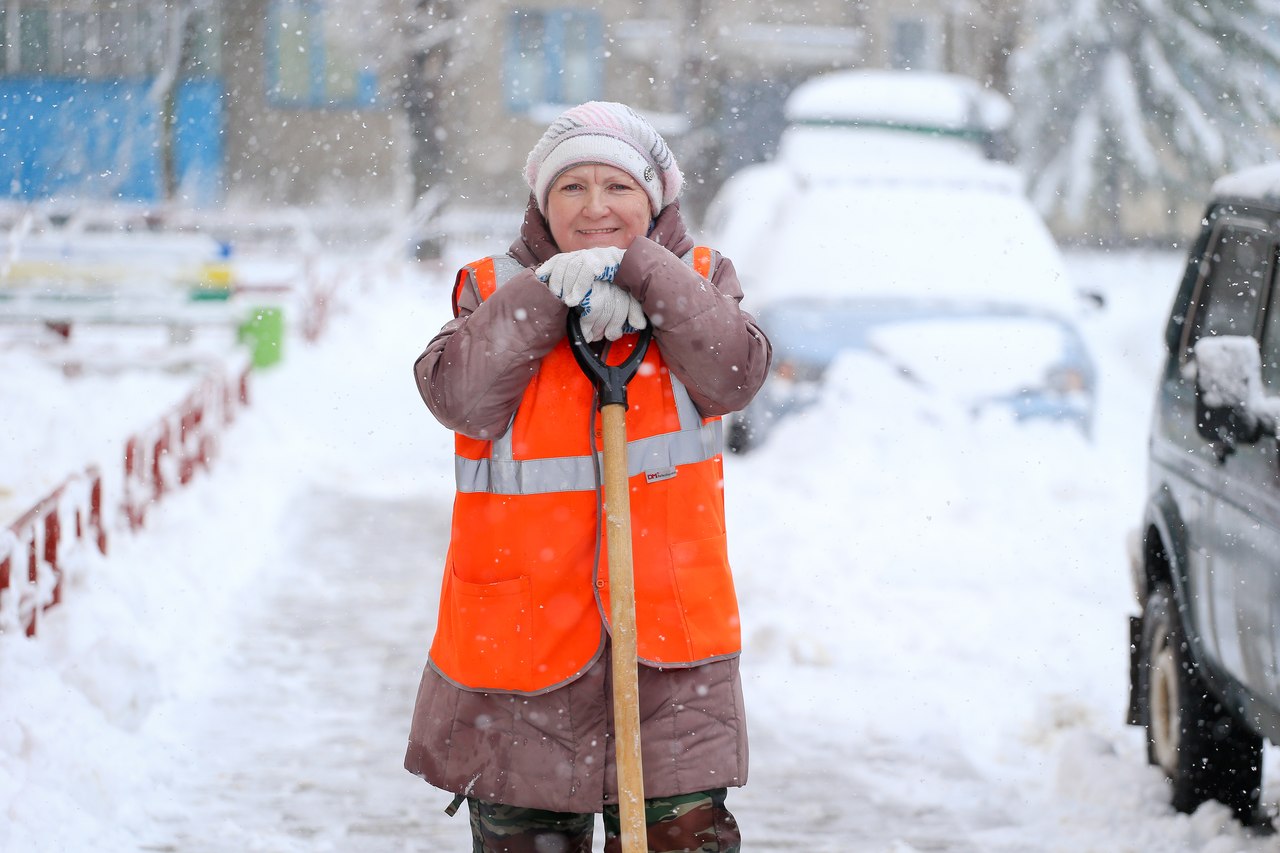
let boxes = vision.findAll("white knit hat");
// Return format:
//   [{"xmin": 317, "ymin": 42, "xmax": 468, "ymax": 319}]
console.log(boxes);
[{"xmin": 524, "ymin": 101, "xmax": 684, "ymax": 215}]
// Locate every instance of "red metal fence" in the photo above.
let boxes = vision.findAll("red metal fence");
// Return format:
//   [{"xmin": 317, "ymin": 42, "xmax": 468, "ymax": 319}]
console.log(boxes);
[
  {"xmin": 122, "ymin": 363, "xmax": 251, "ymax": 531},
  {"xmin": 0, "ymin": 471, "xmax": 106, "ymax": 636},
  {"xmin": 0, "ymin": 249, "xmax": 353, "ymax": 638},
  {"xmin": 1, "ymin": 359, "xmax": 252, "ymax": 637}
]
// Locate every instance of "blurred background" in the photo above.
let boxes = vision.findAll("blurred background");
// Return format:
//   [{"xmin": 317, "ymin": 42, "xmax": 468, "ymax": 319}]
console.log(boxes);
[{"xmin": 2, "ymin": 0, "xmax": 1277, "ymax": 249}]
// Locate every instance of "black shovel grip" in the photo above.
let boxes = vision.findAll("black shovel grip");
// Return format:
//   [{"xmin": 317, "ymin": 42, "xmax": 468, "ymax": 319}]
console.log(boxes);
[{"xmin": 567, "ymin": 310, "xmax": 653, "ymax": 409}]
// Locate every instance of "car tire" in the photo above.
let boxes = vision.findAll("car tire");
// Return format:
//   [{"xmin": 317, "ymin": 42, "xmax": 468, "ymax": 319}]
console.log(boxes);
[{"xmin": 1138, "ymin": 582, "xmax": 1264, "ymax": 824}]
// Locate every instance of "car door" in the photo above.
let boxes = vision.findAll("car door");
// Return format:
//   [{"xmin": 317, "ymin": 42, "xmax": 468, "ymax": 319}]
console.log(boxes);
[
  {"xmin": 1183, "ymin": 217, "xmax": 1276, "ymax": 693},
  {"xmin": 1235, "ymin": 233, "xmax": 1280, "ymax": 701}
]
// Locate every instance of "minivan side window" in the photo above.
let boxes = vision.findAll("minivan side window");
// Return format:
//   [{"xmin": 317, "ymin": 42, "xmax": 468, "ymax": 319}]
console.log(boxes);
[
  {"xmin": 1257, "ymin": 245, "xmax": 1280, "ymax": 389},
  {"xmin": 1186, "ymin": 224, "xmax": 1272, "ymax": 358}
]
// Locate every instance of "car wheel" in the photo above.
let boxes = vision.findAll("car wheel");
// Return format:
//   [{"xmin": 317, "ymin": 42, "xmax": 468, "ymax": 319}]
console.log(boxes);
[{"xmin": 1138, "ymin": 583, "xmax": 1264, "ymax": 824}]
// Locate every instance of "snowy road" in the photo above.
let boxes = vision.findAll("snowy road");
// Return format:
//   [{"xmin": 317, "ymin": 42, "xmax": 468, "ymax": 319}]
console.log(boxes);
[
  {"xmin": 13, "ymin": 252, "xmax": 1280, "ymax": 852},
  {"xmin": 129, "ymin": 481, "xmax": 1028, "ymax": 853}
]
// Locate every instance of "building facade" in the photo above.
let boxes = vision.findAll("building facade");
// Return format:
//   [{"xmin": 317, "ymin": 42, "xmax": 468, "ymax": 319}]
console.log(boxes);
[
  {"xmin": 0, "ymin": 0, "xmax": 1022, "ymax": 231},
  {"xmin": 0, "ymin": 0, "xmax": 405, "ymax": 221},
  {"xmin": 432, "ymin": 0, "xmax": 1022, "ymax": 219}
]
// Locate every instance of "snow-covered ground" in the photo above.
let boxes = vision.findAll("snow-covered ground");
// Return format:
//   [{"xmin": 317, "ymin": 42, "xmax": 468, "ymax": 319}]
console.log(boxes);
[{"xmin": 6, "ymin": 243, "xmax": 1280, "ymax": 852}]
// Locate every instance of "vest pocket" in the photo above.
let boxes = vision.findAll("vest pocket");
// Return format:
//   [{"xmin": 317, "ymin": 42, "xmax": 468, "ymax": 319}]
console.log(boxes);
[
  {"xmin": 669, "ymin": 534, "xmax": 741, "ymax": 658},
  {"xmin": 447, "ymin": 569, "xmax": 534, "ymax": 689}
]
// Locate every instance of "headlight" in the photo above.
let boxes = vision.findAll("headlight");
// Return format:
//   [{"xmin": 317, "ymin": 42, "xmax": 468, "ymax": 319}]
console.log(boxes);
[
  {"xmin": 771, "ymin": 359, "xmax": 824, "ymax": 383},
  {"xmin": 1044, "ymin": 364, "xmax": 1091, "ymax": 395}
]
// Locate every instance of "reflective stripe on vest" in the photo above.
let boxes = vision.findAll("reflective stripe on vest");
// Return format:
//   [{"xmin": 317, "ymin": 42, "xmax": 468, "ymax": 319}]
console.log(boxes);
[{"xmin": 456, "ymin": 372, "xmax": 722, "ymax": 494}]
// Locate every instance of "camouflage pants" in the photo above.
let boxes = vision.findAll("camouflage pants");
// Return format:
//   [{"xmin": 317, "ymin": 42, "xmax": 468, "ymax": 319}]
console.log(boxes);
[{"xmin": 466, "ymin": 788, "xmax": 741, "ymax": 853}]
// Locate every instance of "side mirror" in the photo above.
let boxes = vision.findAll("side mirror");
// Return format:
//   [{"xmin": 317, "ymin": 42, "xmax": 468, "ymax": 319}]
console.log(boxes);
[
  {"xmin": 1193, "ymin": 335, "xmax": 1268, "ymax": 438},
  {"xmin": 1078, "ymin": 290, "xmax": 1106, "ymax": 311}
]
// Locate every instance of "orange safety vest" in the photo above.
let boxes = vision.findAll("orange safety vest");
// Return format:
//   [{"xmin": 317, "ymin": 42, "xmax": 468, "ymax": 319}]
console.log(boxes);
[{"xmin": 429, "ymin": 247, "xmax": 742, "ymax": 694}]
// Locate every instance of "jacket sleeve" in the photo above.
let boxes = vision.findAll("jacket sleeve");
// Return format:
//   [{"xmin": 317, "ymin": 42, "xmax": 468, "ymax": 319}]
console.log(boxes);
[
  {"xmin": 413, "ymin": 265, "xmax": 569, "ymax": 439},
  {"xmin": 614, "ymin": 237, "xmax": 772, "ymax": 417}
]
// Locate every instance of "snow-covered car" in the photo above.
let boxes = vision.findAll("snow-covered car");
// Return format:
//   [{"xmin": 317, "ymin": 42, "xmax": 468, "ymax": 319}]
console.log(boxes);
[
  {"xmin": 703, "ymin": 69, "xmax": 1096, "ymax": 453},
  {"xmin": 1128, "ymin": 162, "xmax": 1280, "ymax": 827}
]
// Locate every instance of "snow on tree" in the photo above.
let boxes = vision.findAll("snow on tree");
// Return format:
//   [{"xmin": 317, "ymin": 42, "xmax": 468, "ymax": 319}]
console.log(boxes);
[{"xmin": 1010, "ymin": 0, "xmax": 1280, "ymax": 236}]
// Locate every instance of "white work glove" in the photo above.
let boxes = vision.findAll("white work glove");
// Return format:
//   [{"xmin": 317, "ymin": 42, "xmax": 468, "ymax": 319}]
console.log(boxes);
[
  {"xmin": 537, "ymin": 247, "xmax": 625, "ymax": 307},
  {"xmin": 537, "ymin": 247, "xmax": 647, "ymax": 342},
  {"xmin": 578, "ymin": 280, "xmax": 648, "ymax": 342}
]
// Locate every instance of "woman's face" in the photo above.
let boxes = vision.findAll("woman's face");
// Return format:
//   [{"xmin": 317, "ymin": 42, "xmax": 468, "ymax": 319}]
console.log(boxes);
[{"xmin": 546, "ymin": 164, "xmax": 652, "ymax": 253}]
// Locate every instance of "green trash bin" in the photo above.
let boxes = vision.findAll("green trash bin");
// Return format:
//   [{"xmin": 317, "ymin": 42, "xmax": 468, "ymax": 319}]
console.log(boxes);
[{"xmin": 239, "ymin": 306, "xmax": 285, "ymax": 368}]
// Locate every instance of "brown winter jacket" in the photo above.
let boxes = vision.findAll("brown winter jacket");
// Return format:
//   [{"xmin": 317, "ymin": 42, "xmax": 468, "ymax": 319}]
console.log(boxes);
[{"xmin": 404, "ymin": 197, "xmax": 770, "ymax": 813}]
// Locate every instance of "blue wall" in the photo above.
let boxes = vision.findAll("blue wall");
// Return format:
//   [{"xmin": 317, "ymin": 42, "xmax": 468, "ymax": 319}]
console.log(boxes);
[{"xmin": 0, "ymin": 77, "xmax": 224, "ymax": 206}]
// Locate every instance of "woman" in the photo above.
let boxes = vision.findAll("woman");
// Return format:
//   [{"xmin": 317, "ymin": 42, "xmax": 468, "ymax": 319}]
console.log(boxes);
[{"xmin": 406, "ymin": 101, "xmax": 771, "ymax": 853}]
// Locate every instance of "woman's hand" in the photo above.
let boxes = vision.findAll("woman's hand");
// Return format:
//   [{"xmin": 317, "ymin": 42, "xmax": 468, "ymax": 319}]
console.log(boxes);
[
  {"xmin": 537, "ymin": 248, "xmax": 646, "ymax": 342},
  {"xmin": 536, "ymin": 247, "xmax": 624, "ymax": 306},
  {"xmin": 578, "ymin": 280, "xmax": 647, "ymax": 342}
]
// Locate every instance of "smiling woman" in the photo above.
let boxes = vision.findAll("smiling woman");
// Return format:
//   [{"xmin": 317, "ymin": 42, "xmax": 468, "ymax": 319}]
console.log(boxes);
[{"xmin": 405, "ymin": 101, "xmax": 772, "ymax": 852}]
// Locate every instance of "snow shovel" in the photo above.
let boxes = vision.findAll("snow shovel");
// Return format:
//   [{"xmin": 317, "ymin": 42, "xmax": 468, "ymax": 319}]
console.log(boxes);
[{"xmin": 567, "ymin": 311, "xmax": 653, "ymax": 853}]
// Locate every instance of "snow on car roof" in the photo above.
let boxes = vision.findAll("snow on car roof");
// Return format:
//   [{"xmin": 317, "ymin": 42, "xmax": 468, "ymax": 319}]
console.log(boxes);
[
  {"xmin": 783, "ymin": 69, "xmax": 1013, "ymax": 134},
  {"xmin": 743, "ymin": 179, "xmax": 1073, "ymax": 313},
  {"xmin": 1211, "ymin": 162, "xmax": 1280, "ymax": 202},
  {"xmin": 709, "ymin": 139, "xmax": 1060, "ymax": 315}
]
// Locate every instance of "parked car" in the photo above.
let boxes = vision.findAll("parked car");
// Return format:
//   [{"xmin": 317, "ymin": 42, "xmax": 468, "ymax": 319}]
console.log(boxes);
[
  {"xmin": 1128, "ymin": 161, "xmax": 1280, "ymax": 826},
  {"xmin": 702, "ymin": 70, "xmax": 1096, "ymax": 452}
]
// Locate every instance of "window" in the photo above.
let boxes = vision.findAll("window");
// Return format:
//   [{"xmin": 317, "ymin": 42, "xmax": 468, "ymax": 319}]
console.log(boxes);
[
  {"xmin": 0, "ymin": 1, "xmax": 214, "ymax": 79},
  {"xmin": 890, "ymin": 18, "xmax": 931, "ymax": 71},
  {"xmin": 17, "ymin": 2, "xmax": 50, "ymax": 74},
  {"xmin": 505, "ymin": 9, "xmax": 602, "ymax": 112},
  {"xmin": 267, "ymin": 0, "xmax": 376, "ymax": 108},
  {"xmin": 1256, "ymin": 246, "xmax": 1280, "ymax": 390},
  {"xmin": 1189, "ymin": 224, "xmax": 1272, "ymax": 355}
]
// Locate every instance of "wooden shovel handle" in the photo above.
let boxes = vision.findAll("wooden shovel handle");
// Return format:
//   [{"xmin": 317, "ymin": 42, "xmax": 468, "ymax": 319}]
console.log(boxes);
[
  {"xmin": 600, "ymin": 401, "xmax": 646, "ymax": 852},
  {"xmin": 566, "ymin": 310, "xmax": 650, "ymax": 852}
]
